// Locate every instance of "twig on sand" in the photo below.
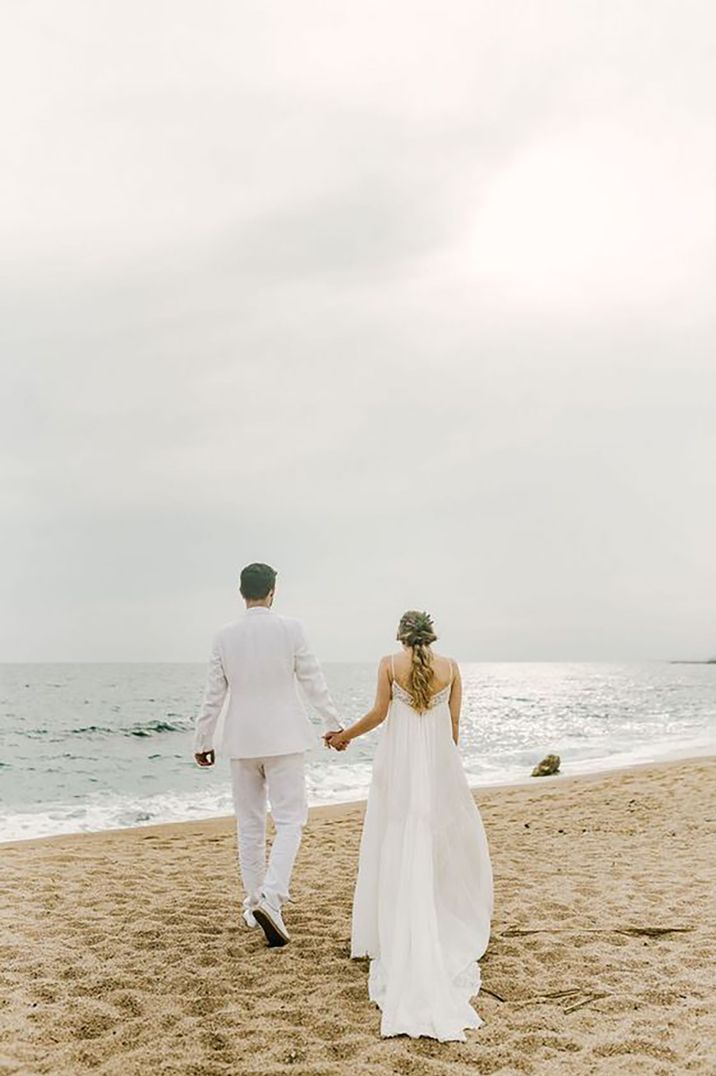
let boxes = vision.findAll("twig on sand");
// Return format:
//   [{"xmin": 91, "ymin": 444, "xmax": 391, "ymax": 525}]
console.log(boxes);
[
  {"xmin": 481, "ymin": 988, "xmax": 506, "ymax": 1002},
  {"xmin": 516, "ymin": 988, "xmax": 611, "ymax": 1012},
  {"xmin": 514, "ymin": 989, "xmax": 580, "ymax": 1008},
  {"xmin": 564, "ymin": 992, "xmax": 610, "ymax": 1014},
  {"xmin": 536, "ymin": 989, "xmax": 582, "ymax": 998},
  {"xmin": 500, "ymin": 925, "xmax": 693, "ymax": 938},
  {"xmin": 617, "ymin": 926, "xmax": 692, "ymax": 938}
]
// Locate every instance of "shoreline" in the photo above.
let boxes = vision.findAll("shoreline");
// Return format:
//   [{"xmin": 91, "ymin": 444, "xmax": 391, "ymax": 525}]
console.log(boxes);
[{"xmin": 3, "ymin": 748, "xmax": 714, "ymax": 850}]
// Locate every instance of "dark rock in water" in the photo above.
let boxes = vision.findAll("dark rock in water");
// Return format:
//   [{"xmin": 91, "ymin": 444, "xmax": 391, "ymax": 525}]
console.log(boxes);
[{"xmin": 531, "ymin": 753, "xmax": 561, "ymax": 777}]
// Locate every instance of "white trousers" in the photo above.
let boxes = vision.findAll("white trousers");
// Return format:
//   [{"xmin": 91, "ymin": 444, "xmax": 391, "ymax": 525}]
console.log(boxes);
[{"xmin": 229, "ymin": 752, "xmax": 308, "ymax": 911}]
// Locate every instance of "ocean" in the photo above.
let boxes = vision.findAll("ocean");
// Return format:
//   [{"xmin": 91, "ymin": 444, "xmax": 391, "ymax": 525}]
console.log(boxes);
[{"xmin": 0, "ymin": 661, "xmax": 714, "ymax": 843}]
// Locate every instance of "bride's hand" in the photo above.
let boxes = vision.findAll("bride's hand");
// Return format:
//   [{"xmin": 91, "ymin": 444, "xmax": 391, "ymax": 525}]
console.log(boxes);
[{"xmin": 324, "ymin": 729, "xmax": 350, "ymax": 751}]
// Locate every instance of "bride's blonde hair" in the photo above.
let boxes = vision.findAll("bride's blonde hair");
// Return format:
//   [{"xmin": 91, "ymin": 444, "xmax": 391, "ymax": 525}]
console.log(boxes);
[{"xmin": 396, "ymin": 610, "xmax": 438, "ymax": 713}]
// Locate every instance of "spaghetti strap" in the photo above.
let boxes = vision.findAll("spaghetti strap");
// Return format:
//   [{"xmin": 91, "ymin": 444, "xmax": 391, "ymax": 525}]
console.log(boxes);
[
  {"xmin": 390, "ymin": 654, "xmax": 395, "ymax": 683},
  {"xmin": 447, "ymin": 658, "xmax": 454, "ymax": 686}
]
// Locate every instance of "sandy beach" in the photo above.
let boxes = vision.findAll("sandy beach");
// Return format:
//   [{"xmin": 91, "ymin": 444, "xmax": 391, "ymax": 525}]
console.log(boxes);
[{"xmin": 1, "ymin": 755, "xmax": 714, "ymax": 1075}]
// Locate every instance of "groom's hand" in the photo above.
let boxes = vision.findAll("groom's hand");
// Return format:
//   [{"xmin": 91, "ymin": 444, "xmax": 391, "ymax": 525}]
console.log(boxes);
[
  {"xmin": 194, "ymin": 749, "xmax": 215, "ymax": 767},
  {"xmin": 324, "ymin": 730, "xmax": 349, "ymax": 751}
]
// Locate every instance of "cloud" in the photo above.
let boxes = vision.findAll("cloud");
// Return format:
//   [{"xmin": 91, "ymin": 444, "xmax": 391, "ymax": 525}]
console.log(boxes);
[{"xmin": 1, "ymin": 0, "xmax": 715, "ymax": 660}]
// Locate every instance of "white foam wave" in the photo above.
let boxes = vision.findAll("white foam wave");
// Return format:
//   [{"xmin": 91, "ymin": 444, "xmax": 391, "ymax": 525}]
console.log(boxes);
[{"xmin": 2, "ymin": 733, "xmax": 713, "ymax": 844}]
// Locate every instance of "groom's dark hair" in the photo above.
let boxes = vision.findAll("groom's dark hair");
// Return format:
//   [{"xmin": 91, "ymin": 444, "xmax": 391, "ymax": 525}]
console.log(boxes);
[{"xmin": 239, "ymin": 562, "xmax": 277, "ymax": 600}]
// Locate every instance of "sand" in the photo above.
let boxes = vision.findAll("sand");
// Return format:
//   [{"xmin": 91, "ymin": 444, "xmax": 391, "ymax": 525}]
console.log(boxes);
[{"xmin": 1, "ymin": 756, "xmax": 714, "ymax": 1076}]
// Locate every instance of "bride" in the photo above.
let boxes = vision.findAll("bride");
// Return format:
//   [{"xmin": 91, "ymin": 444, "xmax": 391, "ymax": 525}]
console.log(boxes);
[{"xmin": 325, "ymin": 610, "xmax": 493, "ymax": 1042}]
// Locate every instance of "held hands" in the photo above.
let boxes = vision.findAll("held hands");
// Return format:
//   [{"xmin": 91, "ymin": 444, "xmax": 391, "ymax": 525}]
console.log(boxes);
[{"xmin": 323, "ymin": 729, "xmax": 350, "ymax": 751}]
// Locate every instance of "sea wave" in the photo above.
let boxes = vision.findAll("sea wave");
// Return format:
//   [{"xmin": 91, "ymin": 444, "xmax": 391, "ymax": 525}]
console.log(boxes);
[
  {"xmin": 3, "ymin": 736, "xmax": 713, "ymax": 844},
  {"xmin": 21, "ymin": 716, "xmax": 195, "ymax": 739},
  {"xmin": 2, "ymin": 661, "xmax": 714, "ymax": 844},
  {"xmin": 0, "ymin": 786, "xmax": 237, "ymax": 843}
]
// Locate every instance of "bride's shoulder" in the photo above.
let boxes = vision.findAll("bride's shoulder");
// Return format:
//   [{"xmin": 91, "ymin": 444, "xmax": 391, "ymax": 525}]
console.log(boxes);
[
  {"xmin": 378, "ymin": 652, "xmax": 404, "ymax": 676},
  {"xmin": 433, "ymin": 652, "xmax": 458, "ymax": 675}
]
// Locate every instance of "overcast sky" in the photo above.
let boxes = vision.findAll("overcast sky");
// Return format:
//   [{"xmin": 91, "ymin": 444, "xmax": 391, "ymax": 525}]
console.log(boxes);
[{"xmin": 1, "ymin": 1, "xmax": 714, "ymax": 662}]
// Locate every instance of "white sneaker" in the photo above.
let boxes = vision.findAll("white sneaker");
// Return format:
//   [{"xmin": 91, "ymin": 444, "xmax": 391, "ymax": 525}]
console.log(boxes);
[
  {"xmin": 243, "ymin": 908, "xmax": 258, "ymax": 928},
  {"xmin": 253, "ymin": 898, "xmax": 290, "ymax": 947}
]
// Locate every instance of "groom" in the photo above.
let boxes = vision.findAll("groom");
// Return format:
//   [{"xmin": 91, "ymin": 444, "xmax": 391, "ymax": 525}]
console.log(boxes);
[{"xmin": 193, "ymin": 562, "xmax": 343, "ymax": 947}]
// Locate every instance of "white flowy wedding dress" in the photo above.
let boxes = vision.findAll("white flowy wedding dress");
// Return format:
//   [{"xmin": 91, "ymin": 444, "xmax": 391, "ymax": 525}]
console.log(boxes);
[{"xmin": 351, "ymin": 660, "xmax": 494, "ymax": 1042}]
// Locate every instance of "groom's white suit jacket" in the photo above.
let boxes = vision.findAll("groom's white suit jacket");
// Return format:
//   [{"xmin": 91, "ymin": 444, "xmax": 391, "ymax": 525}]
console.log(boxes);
[{"xmin": 193, "ymin": 607, "xmax": 342, "ymax": 758}]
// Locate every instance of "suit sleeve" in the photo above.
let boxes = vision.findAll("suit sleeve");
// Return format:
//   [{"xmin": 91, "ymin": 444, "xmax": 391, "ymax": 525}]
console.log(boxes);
[
  {"xmin": 193, "ymin": 633, "xmax": 229, "ymax": 753},
  {"xmin": 292, "ymin": 621, "xmax": 342, "ymax": 733}
]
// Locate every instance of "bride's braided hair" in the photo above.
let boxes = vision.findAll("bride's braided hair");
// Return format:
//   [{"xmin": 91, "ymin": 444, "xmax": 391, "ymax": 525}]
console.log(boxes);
[{"xmin": 396, "ymin": 610, "xmax": 438, "ymax": 713}]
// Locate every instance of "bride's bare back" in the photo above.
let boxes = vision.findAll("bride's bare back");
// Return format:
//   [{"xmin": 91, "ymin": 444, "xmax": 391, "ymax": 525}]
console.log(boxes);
[{"xmin": 388, "ymin": 649, "xmax": 454, "ymax": 695}]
